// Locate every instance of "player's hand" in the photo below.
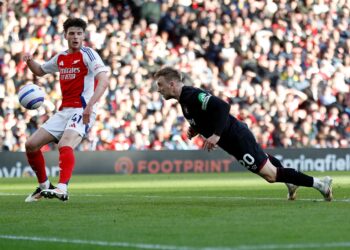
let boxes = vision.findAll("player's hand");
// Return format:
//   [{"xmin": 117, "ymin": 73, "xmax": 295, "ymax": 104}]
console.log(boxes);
[
  {"xmin": 203, "ymin": 134, "xmax": 220, "ymax": 152},
  {"xmin": 23, "ymin": 53, "xmax": 33, "ymax": 63},
  {"xmin": 187, "ymin": 127, "xmax": 198, "ymax": 140},
  {"xmin": 82, "ymin": 105, "xmax": 92, "ymax": 125},
  {"xmin": 23, "ymin": 43, "xmax": 38, "ymax": 63}
]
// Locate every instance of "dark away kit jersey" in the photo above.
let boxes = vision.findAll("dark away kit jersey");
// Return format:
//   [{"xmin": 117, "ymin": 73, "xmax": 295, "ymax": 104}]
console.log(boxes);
[{"xmin": 179, "ymin": 86, "xmax": 268, "ymax": 172}]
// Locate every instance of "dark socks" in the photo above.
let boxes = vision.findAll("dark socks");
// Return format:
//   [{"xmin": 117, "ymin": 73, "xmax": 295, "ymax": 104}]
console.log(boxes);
[
  {"xmin": 276, "ymin": 167, "xmax": 313, "ymax": 187},
  {"xmin": 268, "ymin": 154, "xmax": 313, "ymax": 187}
]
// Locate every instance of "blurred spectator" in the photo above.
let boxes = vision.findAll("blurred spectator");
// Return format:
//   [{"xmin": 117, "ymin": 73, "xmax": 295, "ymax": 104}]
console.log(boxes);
[
  {"xmin": 0, "ymin": 0, "xmax": 349, "ymax": 151},
  {"xmin": 141, "ymin": 0, "xmax": 161, "ymax": 25}
]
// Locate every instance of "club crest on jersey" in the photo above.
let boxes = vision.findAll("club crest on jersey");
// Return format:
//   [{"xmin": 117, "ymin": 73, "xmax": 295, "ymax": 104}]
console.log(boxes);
[
  {"xmin": 198, "ymin": 92, "xmax": 211, "ymax": 110},
  {"xmin": 59, "ymin": 61, "xmax": 64, "ymax": 66}
]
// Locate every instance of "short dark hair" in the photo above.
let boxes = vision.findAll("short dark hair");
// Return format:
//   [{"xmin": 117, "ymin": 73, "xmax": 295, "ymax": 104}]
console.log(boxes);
[
  {"xmin": 154, "ymin": 67, "xmax": 182, "ymax": 83},
  {"xmin": 63, "ymin": 18, "xmax": 87, "ymax": 33}
]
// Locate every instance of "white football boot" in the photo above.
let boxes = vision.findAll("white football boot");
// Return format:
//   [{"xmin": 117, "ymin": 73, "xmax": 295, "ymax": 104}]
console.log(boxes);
[
  {"xmin": 25, "ymin": 183, "xmax": 55, "ymax": 202},
  {"xmin": 319, "ymin": 176, "xmax": 333, "ymax": 202},
  {"xmin": 41, "ymin": 188, "xmax": 69, "ymax": 201}
]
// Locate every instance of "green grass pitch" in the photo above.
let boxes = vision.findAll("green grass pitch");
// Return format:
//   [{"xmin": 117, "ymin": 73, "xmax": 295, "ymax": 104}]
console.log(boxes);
[{"xmin": 0, "ymin": 172, "xmax": 350, "ymax": 250}]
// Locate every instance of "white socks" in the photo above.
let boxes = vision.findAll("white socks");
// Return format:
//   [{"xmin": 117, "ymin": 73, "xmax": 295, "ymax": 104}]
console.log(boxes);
[
  {"xmin": 39, "ymin": 180, "xmax": 67, "ymax": 192},
  {"xmin": 39, "ymin": 179, "xmax": 50, "ymax": 190},
  {"xmin": 57, "ymin": 183, "xmax": 67, "ymax": 192},
  {"xmin": 312, "ymin": 177, "xmax": 323, "ymax": 190}
]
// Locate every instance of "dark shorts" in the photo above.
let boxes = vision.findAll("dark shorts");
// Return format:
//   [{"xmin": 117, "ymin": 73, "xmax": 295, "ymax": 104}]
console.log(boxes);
[{"xmin": 219, "ymin": 124, "xmax": 268, "ymax": 173}]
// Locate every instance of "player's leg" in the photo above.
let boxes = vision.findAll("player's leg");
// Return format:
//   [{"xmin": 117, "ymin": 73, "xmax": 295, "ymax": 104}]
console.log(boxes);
[
  {"xmin": 58, "ymin": 129, "xmax": 82, "ymax": 191},
  {"xmin": 41, "ymin": 108, "xmax": 94, "ymax": 201},
  {"xmin": 259, "ymin": 155, "xmax": 333, "ymax": 201},
  {"xmin": 258, "ymin": 159, "xmax": 306, "ymax": 200},
  {"xmin": 41, "ymin": 130, "xmax": 82, "ymax": 201},
  {"xmin": 24, "ymin": 128, "xmax": 56, "ymax": 202},
  {"xmin": 229, "ymin": 125, "xmax": 332, "ymax": 201},
  {"xmin": 264, "ymin": 154, "xmax": 300, "ymax": 200}
]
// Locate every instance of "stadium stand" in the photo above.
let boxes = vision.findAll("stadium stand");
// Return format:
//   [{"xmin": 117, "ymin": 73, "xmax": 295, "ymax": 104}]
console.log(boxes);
[{"xmin": 0, "ymin": 0, "xmax": 349, "ymax": 151}]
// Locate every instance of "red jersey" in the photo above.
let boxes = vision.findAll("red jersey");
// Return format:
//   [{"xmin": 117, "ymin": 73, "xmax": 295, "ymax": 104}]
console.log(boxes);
[{"xmin": 41, "ymin": 47, "xmax": 108, "ymax": 110}]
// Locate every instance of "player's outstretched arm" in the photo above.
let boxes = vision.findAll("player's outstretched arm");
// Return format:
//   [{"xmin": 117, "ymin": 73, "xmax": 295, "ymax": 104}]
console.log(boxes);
[
  {"xmin": 82, "ymin": 71, "xmax": 109, "ymax": 124},
  {"xmin": 207, "ymin": 95, "xmax": 230, "ymax": 136},
  {"xmin": 23, "ymin": 53, "xmax": 46, "ymax": 77}
]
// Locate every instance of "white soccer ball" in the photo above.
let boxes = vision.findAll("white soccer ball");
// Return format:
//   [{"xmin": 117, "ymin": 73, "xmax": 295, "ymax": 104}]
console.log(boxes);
[{"xmin": 18, "ymin": 84, "xmax": 45, "ymax": 109}]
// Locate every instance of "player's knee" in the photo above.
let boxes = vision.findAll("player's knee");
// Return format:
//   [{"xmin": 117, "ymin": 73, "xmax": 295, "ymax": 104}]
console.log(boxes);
[
  {"xmin": 25, "ymin": 140, "xmax": 39, "ymax": 152},
  {"xmin": 57, "ymin": 141, "xmax": 64, "ymax": 149},
  {"xmin": 265, "ymin": 176, "xmax": 276, "ymax": 183},
  {"xmin": 262, "ymin": 174, "xmax": 277, "ymax": 183},
  {"xmin": 258, "ymin": 159, "xmax": 278, "ymax": 183},
  {"xmin": 58, "ymin": 141, "xmax": 73, "ymax": 149}
]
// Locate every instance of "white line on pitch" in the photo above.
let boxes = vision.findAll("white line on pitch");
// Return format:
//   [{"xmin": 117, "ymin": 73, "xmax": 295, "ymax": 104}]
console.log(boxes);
[
  {"xmin": 1, "ymin": 235, "xmax": 350, "ymax": 250},
  {"xmin": 233, "ymin": 242, "xmax": 350, "ymax": 249},
  {"xmin": 0, "ymin": 235, "xmax": 192, "ymax": 250},
  {"xmin": 0, "ymin": 192, "xmax": 19, "ymax": 196},
  {"xmin": 0, "ymin": 192, "xmax": 350, "ymax": 202},
  {"xmin": 124, "ymin": 194, "xmax": 350, "ymax": 203}
]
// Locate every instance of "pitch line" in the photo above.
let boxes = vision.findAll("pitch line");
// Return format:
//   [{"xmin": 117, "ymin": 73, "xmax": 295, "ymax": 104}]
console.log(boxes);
[
  {"xmin": 124, "ymin": 194, "xmax": 350, "ymax": 203},
  {"xmin": 234, "ymin": 242, "xmax": 350, "ymax": 249},
  {"xmin": 0, "ymin": 192, "xmax": 19, "ymax": 196},
  {"xmin": 1, "ymin": 235, "xmax": 350, "ymax": 250},
  {"xmin": 0, "ymin": 192, "xmax": 350, "ymax": 202},
  {"xmin": 0, "ymin": 235, "xmax": 188, "ymax": 250}
]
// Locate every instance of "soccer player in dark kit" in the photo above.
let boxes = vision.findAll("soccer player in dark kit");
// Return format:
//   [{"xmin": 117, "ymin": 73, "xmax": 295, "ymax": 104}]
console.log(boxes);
[{"xmin": 154, "ymin": 67, "xmax": 333, "ymax": 201}]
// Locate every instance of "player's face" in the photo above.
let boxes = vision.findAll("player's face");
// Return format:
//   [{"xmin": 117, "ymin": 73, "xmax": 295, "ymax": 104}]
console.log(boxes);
[
  {"xmin": 65, "ymin": 26, "xmax": 85, "ymax": 52},
  {"xmin": 156, "ymin": 76, "xmax": 174, "ymax": 100}
]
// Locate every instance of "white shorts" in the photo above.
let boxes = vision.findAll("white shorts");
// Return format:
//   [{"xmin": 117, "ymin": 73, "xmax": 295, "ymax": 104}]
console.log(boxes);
[{"xmin": 42, "ymin": 107, "xmax": 96, "ymax": 141}]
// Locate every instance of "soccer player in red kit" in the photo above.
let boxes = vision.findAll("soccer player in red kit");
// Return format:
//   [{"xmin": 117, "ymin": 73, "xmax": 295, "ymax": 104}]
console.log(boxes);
[{"xmin": 23, "ymin": 18, "xmax": 109, "ymax": 202}]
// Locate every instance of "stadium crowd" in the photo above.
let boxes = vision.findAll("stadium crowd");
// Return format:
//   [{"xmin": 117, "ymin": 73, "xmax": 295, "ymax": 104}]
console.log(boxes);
[{"xmin": 0, "ymin": 0, "xmax": 349, "ymax": 151}]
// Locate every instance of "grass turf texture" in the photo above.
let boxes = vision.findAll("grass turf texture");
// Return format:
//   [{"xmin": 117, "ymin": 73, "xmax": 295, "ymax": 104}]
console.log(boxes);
[{"xmin": 0, "ymin": 172, "xmax": 349, "ymax": 250}]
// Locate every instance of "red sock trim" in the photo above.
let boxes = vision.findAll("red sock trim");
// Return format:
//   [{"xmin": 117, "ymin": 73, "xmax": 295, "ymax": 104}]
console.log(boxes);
[
  {"xmin": 26, "ymin": 150, "xmax": 47, "ymax": 183},
  {"xmin": 58, "ymin": 146, "xmax": 75, "ymax": 184}
]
